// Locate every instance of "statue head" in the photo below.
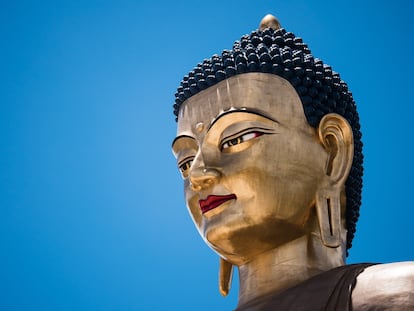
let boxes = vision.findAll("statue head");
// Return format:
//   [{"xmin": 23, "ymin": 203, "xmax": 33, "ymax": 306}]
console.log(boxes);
[{"xmin": 172, "ymin": 15, "xmax": 362, "ymax": 281}]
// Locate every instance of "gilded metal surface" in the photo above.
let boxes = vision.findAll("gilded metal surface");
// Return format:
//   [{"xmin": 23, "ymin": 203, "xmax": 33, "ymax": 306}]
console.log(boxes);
[
  {"xmin": 173, "ymin": 73, "xmax": 414, "ymax": 309},
  {"xmin": 173, "ymin": 73, "xmax": 353, "ymax": 304},
  {"xmin": 352, "ymin": 262, "xmax": 414, "ymax": 310},
  {"xmin": 259, "ymin": 14, "xmax": 281, "ymax": 31}
]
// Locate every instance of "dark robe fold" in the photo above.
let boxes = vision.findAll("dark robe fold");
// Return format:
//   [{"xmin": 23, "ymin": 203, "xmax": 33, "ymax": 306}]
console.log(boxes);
[{"xmin": 235, "ymin": 263, "xmax": 375, "ymax": 311}]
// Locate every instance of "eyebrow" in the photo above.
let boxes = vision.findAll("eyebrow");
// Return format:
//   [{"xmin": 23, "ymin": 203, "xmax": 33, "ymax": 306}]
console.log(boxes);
[
  {"xmin": 207, "ymin": 108, "xmax": 278, "ymax": 131},
  {"xmin": 172, "ymin": 109, "xmax": 278, "ymax": 149}
]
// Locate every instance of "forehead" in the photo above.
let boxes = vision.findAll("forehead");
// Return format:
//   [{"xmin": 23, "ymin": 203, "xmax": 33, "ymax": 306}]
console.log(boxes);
[{"xmin": 176, "ymin": 73, "xmax": 307, "ymax": 135}]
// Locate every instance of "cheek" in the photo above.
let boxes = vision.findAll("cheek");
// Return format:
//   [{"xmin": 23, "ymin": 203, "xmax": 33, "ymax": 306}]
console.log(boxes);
[
  {"xmin": 242, "ymin": 137, "xmax": 323, "ymax": 220},
  {"xmin": 263, "ymin": 178, "xmax": 316, "ymax": 224},
  {"xmin": 184, "ymin": 183, "xmax": 203, "ymax": 228}
]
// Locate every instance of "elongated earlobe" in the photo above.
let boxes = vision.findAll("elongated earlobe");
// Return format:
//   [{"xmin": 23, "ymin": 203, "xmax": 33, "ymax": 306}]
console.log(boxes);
[
  {"xmin": 315, "ymin": 190, "xmax": 341, "ymax": 247},
  {"xmin": 219, "ymin": 258, "xmax": 233, "ymax": 296},
  {"xmin": 316, "ymin": 113, "xmax": 354, "ymax": 248}
]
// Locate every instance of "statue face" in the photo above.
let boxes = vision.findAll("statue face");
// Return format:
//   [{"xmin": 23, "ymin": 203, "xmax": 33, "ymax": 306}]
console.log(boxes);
[{"xmin": 172, "ymin": 73, "xmax": 328, "ymax": 265}]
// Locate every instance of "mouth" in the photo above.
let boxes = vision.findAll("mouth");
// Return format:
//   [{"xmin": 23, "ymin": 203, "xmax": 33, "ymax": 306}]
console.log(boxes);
[{"xmin": 199, "ymin": 194, "xmax": 237, "ymax": 214}]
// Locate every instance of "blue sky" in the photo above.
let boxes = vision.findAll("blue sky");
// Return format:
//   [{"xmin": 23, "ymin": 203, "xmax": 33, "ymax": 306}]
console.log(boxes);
[{"xmin": 1, "ymin": 1, "xmax": 413, "ymax": 310}]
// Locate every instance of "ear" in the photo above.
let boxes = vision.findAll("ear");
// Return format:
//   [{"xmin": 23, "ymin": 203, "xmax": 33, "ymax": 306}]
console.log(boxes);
[
  {"xmin": 218, "ymin": 258, "xmax": 233, "ymax": 296},
  {"xmin": 316, "ymin": 113, "xmax": 354, "ymax": 248},
  {"xmin": 318, "ymin": 113, "xmax": 354, "ymax": 185}
]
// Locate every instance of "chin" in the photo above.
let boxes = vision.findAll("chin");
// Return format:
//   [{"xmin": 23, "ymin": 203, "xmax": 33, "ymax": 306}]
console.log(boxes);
[{"xmin": 203, "ymin": 218, "xmax": 307, "ymax": 265}]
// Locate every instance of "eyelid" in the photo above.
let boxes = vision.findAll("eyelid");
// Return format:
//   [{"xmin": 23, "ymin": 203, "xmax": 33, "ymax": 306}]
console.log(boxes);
[
  {"xmin": 220, "ymin": 127, "xmax": 273, "ymax": 147},
  {"xmin": 172, "ymin": 136, "xmax": 197, "ymax": 158},
  {"xmin": 219, "ymin": 119, "xmax": 275, "ymax": 139},
  {"xmin": 177, "ymin": 155, "xmax": 194, "ymax": 178},
  {"xmin": 177, "ymin": 155, "xmax": 194, "ymax": 167}
]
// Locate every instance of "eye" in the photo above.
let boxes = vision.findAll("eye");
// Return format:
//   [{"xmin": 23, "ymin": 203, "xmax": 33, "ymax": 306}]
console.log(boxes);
[
  {"xmin": 178, "ymin": 157, "xmax": 194, "ymax": 177},
  {"xmin": 221, "ymin": 131, "xmax": 263, "ymax": 150}
]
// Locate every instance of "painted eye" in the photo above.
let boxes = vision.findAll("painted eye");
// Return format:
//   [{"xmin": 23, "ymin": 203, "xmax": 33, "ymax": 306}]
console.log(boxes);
[
  {"xmin": 178, "ymin": 158, "xmax": 193, "ymax": 177},
  {"xmin": 221, "ymin": 132, "xmax": 263, "ymax": 150}
]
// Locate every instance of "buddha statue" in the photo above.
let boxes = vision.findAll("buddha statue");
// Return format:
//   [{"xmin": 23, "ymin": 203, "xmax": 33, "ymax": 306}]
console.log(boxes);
[{"xmin": 171, "ymin": 14, "xmax": 414, "ymax": 310}]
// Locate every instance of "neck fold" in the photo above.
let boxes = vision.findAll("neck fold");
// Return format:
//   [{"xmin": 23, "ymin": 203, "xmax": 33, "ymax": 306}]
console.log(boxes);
[{"xmin": 236, "ymin": 234, "xmax": 345, "ymax": 307}]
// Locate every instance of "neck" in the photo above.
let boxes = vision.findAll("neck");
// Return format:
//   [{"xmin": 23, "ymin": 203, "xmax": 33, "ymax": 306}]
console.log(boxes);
[{"xmin": 236, "ymin": 234, "xmax": 345, "ymax": 307}]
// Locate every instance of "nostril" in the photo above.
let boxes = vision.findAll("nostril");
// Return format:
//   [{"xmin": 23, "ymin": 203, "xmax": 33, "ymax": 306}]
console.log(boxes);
[
  {"xmin": 189, "ymin": 168, "xmax": 221, "ymax": 192},
  {"xmin": 203, "ymin": 178, "xmax": 213, "ymax": 187},
  {"xmin": 190, "ymin": 181, "xmax": 202, "ymax": 192}
]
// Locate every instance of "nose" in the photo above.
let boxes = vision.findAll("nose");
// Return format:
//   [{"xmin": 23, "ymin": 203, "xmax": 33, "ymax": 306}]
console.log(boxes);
[{"xmin": 189, "ymin": 167, "xmax": 221, "ymax": 192}]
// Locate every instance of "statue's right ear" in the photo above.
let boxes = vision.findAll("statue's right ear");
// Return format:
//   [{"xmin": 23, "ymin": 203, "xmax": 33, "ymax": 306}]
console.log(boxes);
[{"xmin": 315, "ymin": 113, "xmax": 354, "ymax": 248}]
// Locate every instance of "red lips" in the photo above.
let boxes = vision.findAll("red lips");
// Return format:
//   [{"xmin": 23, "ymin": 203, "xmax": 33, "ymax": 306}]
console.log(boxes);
[{"xmin": 199, "ymin": 194, "xmax": 237, "ymax": 214}]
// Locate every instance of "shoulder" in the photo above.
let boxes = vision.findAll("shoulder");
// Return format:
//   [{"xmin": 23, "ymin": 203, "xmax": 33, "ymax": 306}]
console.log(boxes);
[{"xmin": 352, "ymin": 261, "xmax": 414, "ymax": 310}]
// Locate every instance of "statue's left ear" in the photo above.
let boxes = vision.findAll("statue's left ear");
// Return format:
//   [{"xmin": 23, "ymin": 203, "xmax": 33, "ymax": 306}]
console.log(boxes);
[
  {"xmin": 316, "ymin": 113, "xmax": 354, "ymax": 248},
  {"xmin": 218, "ymin": 258, "xmax": 233, "ymax": 296}
]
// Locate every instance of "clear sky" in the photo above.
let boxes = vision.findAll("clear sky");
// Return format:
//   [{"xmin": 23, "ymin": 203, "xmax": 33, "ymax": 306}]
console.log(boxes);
[{"xmin": 1, "ymin": 1, "xmax": 413, "ymax": 310}]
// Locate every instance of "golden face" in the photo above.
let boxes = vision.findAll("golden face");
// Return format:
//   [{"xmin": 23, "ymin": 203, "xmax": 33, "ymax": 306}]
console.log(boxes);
[{"xmin": 172, "ymin": 73, "xmax": 328, "ymax": 265}]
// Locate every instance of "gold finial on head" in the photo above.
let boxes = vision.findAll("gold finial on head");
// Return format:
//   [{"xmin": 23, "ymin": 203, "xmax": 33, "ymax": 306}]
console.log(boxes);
[{"xmin": 259, "ymin": 14, "xmax": 281, "ymax": 31}]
